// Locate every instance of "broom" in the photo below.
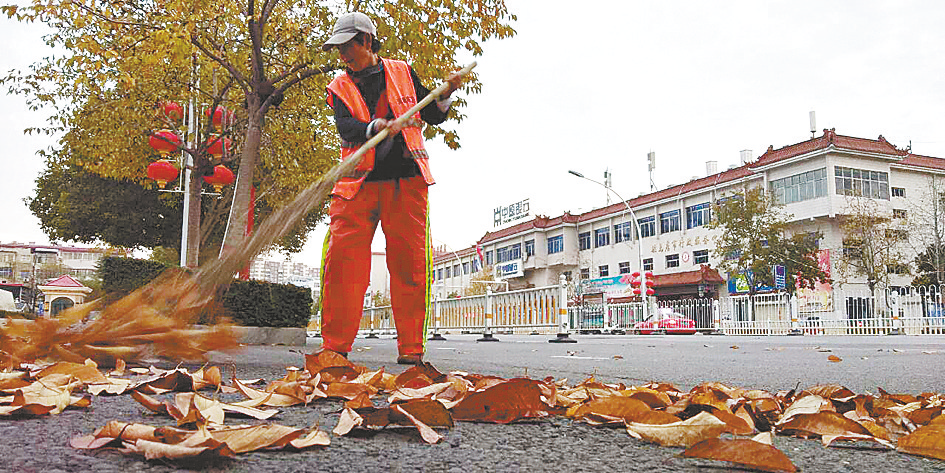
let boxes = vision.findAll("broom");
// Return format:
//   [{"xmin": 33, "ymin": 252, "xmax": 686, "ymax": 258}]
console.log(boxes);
[{"xmin": 0, "ymin": 62, "xmax": 477, "ymax": 367}]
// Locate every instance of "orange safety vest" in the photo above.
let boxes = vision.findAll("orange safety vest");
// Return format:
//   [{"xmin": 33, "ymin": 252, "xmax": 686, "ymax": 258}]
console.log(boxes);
[{"xmin": 326, "ymin": 58, "xmax": 435, "ymax": 199}]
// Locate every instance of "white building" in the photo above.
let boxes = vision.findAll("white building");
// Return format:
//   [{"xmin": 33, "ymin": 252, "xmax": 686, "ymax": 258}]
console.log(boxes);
[{"xmin": 432, "ymin": 129, "xmax": 945, "ymax": 317}]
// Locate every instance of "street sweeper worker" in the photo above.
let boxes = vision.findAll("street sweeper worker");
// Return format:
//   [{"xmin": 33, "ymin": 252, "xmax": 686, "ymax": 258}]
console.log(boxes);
[{"xmin": 319, "ymin": 12, "xmax": 463, "ymax": 365}]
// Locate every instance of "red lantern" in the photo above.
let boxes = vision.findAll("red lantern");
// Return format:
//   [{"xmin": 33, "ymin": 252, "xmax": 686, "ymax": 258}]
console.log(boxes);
[
  {"xmin": 147, "ymin": 159, "xmax": 179, "ymax": 188},
  {"xmin": 203, "ymin": 165, "xmax": 235, "ymax": 193},
  {"xmin": 206, "ymin": 134, "xmax": 233, "ymax": 157},
  {"xmin": 205, "ymin": 106, "xmax": 231, "ymax": 130},
  {"xmin": 160, "ymin": 101, "xmax": 183, "ymax": 123},
  {"xmin": 148, "ymin": 129, "xmax": 181, "ymax": 155}
]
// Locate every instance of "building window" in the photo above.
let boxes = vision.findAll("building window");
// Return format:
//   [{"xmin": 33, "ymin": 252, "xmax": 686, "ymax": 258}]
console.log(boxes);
[
  {"xmin": 485, "ymin": 250, "xmax": 493, "ymax": 265},
  {"xmin": 579, "ymin": 231, "xmax": 591, "ymax": 250},
  {"xmin": 885, "ymin": 229, "xmax": 909, "ymax": 240},
  {"xmin": 598, "ymin": 265, "xmax": 609, "ymax": 277},
  {"xmin": 525, "ymin": 240, "xmax": 535, "ymax": 257},
  {"xmin": 613, "ymin": 222, "xmax": 633, "ymax": 243},
  {"xmin": 685, "ymin": 203, "xmax": 712, "ymax": 229},
  {"xmin": 437, "ymin": 268, "xmax": 443, "ymax": 280},
  {"xmin": 496, "ymin": 246, "xmax": 510, "ymax": 263},
  {"xmin": 693, "ymin": 249, "xmax": 709, "ymax": 264},
  {"xmin": 887, "ymin": 263, "xmax": 910, "ymax": 274},
  {"xmin": 618, "ymin": 261, "xmax": 631, "ymax": 274},
  {"xmin": 638, "ymin": 216, "xmax": 656, "ymax": 238},
  {"xmin": 445, "ymin": 266, "xmax": 451, "ymax": 278},
  {"xmin": 510, "ymin": 243, "xmax": 521, "ymax": 261},
  {"xmin": 580, "ymin": 268, "xmax": 590, "ymax": 279},
  {"xmin": 834, "ymin": 166, "xmax": 889, "ymax": 200},
  {"xmin": 594, "ymin": 228, "xmax": 610, "ymax": 248},
  {"xmin": 892, "ymin": 187, "xmax": 906, "ymax": 198},
  {"xmin": 659, "ymin": 210, "xmax": 681, "ymax": 233},
  {"xmin": 547, "ymin": 235, "xmax": 564, "ymax": 254},
  {"xmin": 453, "ymin": 264, "xmax": 460, "ymax": 277},
  {"xmin": 642, "ymin": 258, "xmax": 653, "ymax": 271},
  {"xmin": 462, "ymin": 262, "xmax": 470, "ymax": 275},
  {"xmin": 666, "ymin": 254, "xmax": 680, "ymax": 268},
  {"xmin": 893, "ymin": 209, "xmax": 907, "ymax": 219},
  {"xmin": 770, "ymin": 168, "xmax": 828, "ymax": 205}
]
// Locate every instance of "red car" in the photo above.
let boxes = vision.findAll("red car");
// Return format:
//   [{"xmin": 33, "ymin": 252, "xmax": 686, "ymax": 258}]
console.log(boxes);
[{"xmin": 633, "ymin": 310, "xmax": 697, "ymax": 335}]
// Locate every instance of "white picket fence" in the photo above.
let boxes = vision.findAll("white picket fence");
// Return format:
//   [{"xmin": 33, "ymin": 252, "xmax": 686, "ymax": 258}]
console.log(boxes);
[{"xmin": 309, "ymin": 282, "xmax": 945, "ymax": 339}]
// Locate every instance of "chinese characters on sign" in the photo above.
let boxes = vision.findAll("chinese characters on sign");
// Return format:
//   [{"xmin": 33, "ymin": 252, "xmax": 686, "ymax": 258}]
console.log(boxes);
[
  {"xmin": 494, "ymin": 198, "xmax": 531, "ymax": 227},
  {"xmin": 650, "ymin": 234, "xmax": 719, "ymax": 254},
  {"xmin": 495, "ymin": 259, "xmax": 524, "ymax": 280}
]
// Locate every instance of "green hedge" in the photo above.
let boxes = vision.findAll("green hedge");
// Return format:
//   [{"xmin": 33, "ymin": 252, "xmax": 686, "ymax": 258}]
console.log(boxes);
[
  {"xmin": 222, "ymin": 280, "xmax": 312, "ymax": 328},
  {"xmin": 99, "ymin": 256, "xmax": 173, "ymax": 303},
  {"xmin": 99, "ymin": 257, "xmax": 311, "ymax": 328}
]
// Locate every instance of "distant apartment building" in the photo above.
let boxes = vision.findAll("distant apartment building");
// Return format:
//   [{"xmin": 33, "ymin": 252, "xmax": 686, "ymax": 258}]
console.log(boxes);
[
  {"xmin": 432, "ymin": 129, "xmax": 945, "ymax": 316},
  {"xmin": 0, "ymin": 241, "xmax": 129, "ymax": 284}
]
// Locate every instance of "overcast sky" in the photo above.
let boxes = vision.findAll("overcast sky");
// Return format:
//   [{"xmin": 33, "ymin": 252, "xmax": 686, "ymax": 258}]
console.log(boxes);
[{"xmin": 3, "ymin": 0, "xmax": 945, "ymax": 266}]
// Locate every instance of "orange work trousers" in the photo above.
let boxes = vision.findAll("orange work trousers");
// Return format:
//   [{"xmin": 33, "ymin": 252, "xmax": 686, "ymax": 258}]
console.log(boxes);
[{"xmin": 320, "ymin": 175, "xmax": 431, "ymax": 356}]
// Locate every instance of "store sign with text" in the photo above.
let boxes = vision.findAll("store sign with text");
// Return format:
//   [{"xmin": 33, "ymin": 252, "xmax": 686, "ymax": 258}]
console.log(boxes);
[
  {"xmin": 494, "ymin": 198, "xmax": 530, "ymax": 227},
  {"xmin": 495, "ymin": 259, "xmax": 524, "ymax": 280}
]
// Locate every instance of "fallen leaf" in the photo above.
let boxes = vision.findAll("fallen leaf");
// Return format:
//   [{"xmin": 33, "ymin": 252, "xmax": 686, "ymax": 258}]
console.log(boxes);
[
  {"xmin": 681, "ymin": 438, "xmax": 797, "ymax": 473},
  {"xmin": 897, "ymin": 424, "xmax": 945, "ymax": 460},
  {"xmin": 777, "ymin": 411, "xmax": 872, "ymax": 439},
  {"xmin": 288, "ymin": 429, "xmax": 331, "ymax": 449},
  {"xmin": 778, "ymin": 395, "xmax": 830, "ymax": 425},
  {"xmin": 232, "ymin": 377, "xmax": 304, "ymax": 407},
  {"xmin": 822, "ymin": 432, "xmax": 895, "ymax": 449},
  {"xmin": 567, "ymin": 396, "xmax": 651, "ymax": 423},
  {"xmin": 451, "ymin": 378, "xmax": 552, "ymax": 423},
  {"xmin": 626, "ymin": 411, "xmax": 727, "ymax": 447},
  {"xmin": 121, "ymin": 438, "xmax": 235, "ymax": 460},
  {"xmin": 208, "ymin": 424, "xmax": 302, "ymax": 453},
  {"xmin": 392, "ymin": 404, "xmax": 443, "ymax": 444},
  {"xmin": 110, "ymin": 359, "xmax": 126, "ymax": 377},
  {"xmin": 828, "ymin": 355, "xmax": 842, "ymax": 362}
]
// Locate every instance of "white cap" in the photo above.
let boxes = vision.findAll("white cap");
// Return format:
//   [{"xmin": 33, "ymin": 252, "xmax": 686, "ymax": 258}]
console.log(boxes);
[{"xmin": 321, "ymin": 12, "xmax": 377, "ymax": 51}]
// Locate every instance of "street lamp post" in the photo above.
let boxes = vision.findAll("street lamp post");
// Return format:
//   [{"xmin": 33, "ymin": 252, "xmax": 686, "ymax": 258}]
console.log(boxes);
[{"xmin": 568, "ymin": 170, "xmax": 649, "ymax": 322}]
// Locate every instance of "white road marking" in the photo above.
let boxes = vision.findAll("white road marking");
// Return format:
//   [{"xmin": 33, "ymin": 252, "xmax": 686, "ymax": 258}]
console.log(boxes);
[{"xmin": 550, "ymin": 355, "xmax": 612, "ymax": 360}]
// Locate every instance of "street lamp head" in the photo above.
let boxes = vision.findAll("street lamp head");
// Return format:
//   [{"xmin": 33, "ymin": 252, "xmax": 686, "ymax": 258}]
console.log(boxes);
[{"xmin": 568, "ymin": 170, "xmax": 585, "ymax": 178}]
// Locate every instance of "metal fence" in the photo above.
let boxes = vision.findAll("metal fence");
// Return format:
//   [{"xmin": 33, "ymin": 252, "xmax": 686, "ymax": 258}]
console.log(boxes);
[
  {"xmin": 309, "ymin": 282, "xmax": 945, "ymax": 339},
  {"xmin": 342, "ymin": 275, "xmax": 571, "ymax": 339}
]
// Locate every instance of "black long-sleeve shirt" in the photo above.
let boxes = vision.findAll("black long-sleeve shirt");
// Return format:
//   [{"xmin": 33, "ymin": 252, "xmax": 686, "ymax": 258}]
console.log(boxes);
[{"xmin": 330, "ymin": 61, "xmax": 449, "ymax": 181}]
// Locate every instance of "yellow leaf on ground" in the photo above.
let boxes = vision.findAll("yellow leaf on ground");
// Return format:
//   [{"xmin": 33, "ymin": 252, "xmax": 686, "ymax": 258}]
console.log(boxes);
[
  {"xmin": 626, "ymin": 411, "xmax": 727, "ymax": 447},
  {"xmin": 121, "ymin": 438, "xmax": 235, "ymax": 460},
  {"xmin": 289, "ymin": 429, "xmax": 331, "ymax": 449},
  {"xmin": 777, "ymin": 411, "xmax": 872, "ymax": 439},
  {"xmin": 897, "ymin": 424, "xmax": 945, "ymax": 460},
  {"xmin": 682, "ymin": 438, "xmax": 797, "ymax": 473}
]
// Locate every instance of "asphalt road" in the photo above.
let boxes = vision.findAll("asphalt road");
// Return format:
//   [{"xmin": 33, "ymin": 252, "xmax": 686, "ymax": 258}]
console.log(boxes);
[{"xmin": 5, "ymin": 333, "xmax": 945, "ymax": 472}]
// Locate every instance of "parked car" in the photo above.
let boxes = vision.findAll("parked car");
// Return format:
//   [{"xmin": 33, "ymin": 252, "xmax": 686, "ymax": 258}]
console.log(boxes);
[{"xmin": 633, "ymin": 309, "xmax": 697, "ymax": 335}]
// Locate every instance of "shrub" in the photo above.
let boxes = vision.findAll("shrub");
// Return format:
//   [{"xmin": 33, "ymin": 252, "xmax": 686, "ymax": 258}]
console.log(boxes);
[
  {"xmin": 99, "ymin": 256, "xmax": 173, "ymax": 303},
  {"xmin": 222, "ymin": 280, "xmax": 312, "ymax": 328}
]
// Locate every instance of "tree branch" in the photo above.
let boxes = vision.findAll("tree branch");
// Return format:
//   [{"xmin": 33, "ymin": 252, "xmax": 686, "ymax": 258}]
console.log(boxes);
[
  {"xmin": 260, "ymin": 0, "xmax": 281, "ymax": 26},
  {"xmin": 191, "ymin": 35, "xmax": 250, "ymax": 95},
  {"xmin": 67, "ymin": 1, "xmax": 160, "ymax": 29},
  {"xmin": 266, "ymin": 64, "xmax": 342, "ymax": 109}
]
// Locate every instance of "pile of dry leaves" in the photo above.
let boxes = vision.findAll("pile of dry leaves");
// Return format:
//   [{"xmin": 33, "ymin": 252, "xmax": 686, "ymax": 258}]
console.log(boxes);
[{"xmin": 1, "ymin": 350, "xmax": 944, "ymax": 472}]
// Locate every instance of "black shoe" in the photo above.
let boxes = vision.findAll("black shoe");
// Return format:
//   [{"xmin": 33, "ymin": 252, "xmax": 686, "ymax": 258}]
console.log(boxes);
[{"xmin": 396, "ymin": 354, "xmax": 423, "ymax": 365}]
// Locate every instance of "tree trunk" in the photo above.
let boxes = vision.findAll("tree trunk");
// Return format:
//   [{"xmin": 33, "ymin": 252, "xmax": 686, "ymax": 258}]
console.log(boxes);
[
  {"xmin": 183, "ymin": 166, "xmax": 202, "ymax": 267},
  {"xmin": 222, "ymin": 99, "xmax": 264, "ymax": 255}
]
